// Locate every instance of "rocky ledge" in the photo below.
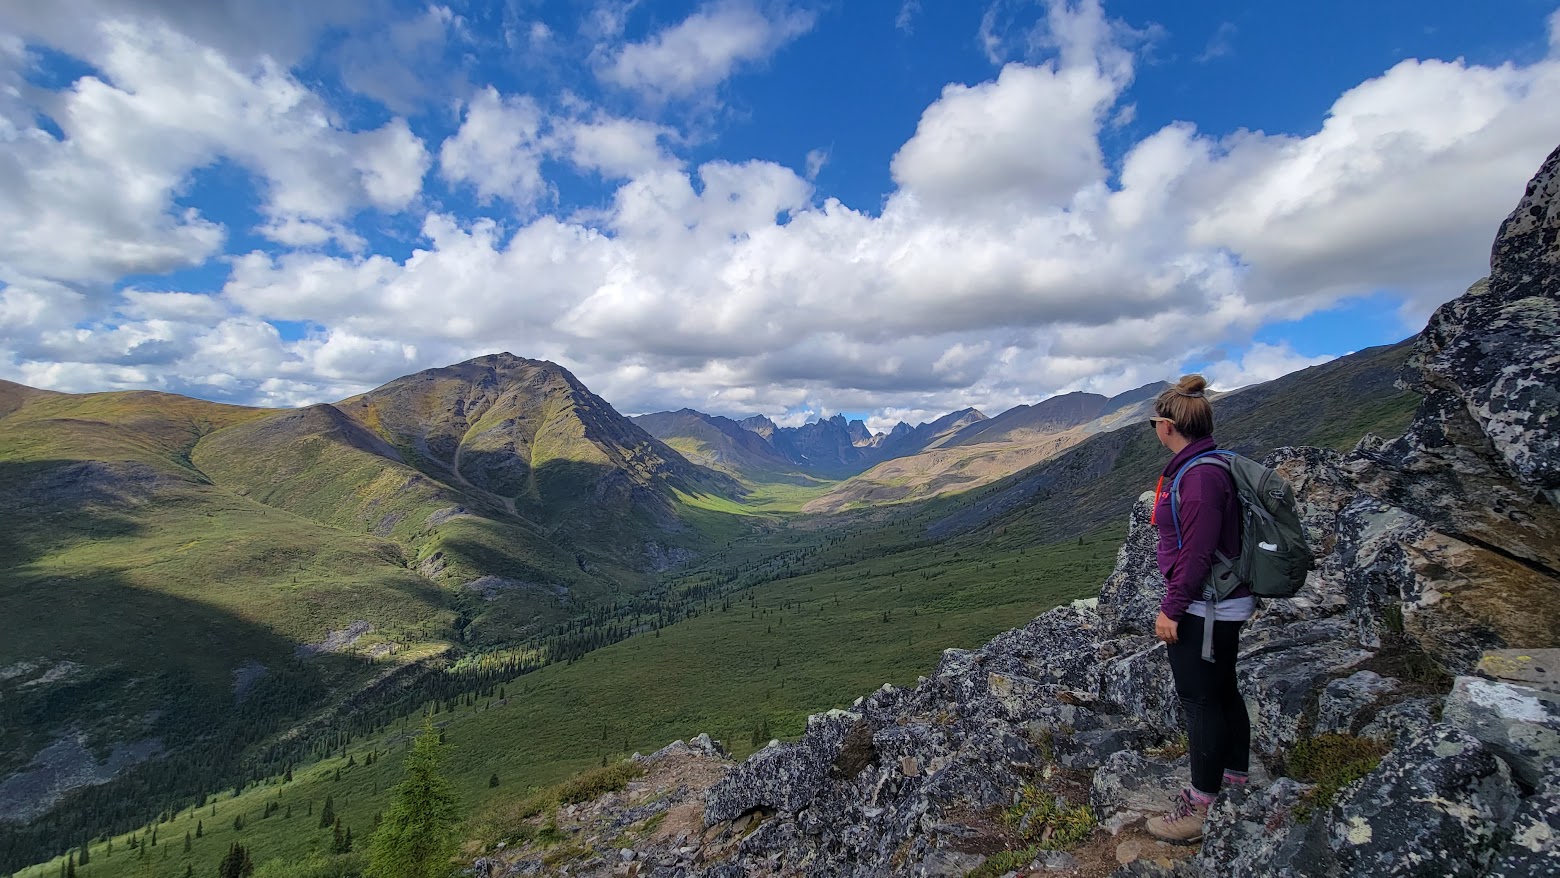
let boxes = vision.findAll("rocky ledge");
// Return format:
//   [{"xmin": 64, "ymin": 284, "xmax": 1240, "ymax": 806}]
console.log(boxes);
[{"xmin": 477, "ymin": 145, "xmax": 1560, "ymax": 878}]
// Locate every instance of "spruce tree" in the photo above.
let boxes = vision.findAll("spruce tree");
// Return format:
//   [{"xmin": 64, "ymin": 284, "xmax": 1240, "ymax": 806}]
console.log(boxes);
[
  {"xmin": 331, "ymin": 821, "xmax": 344, "ymax": 855},
  {"xmin": 65, "ymin": 858, "xmax": 74, "ymax": 878},
  {"xmin": 79, "ymin": 842, "xmax": 91, "ymax": 866},
  {"xmin": 318, "ymin": 796, "xmax": 335, "ymax": 829},
  {"xmin": 216, "ymin": 844, "xmax": 253, "ymax": 878},
  {"xmin": 195, "ymin": 822, "xmax": 203, "ymax": 839},
  {"xmin": 488, "ymin": 773, "xmax": 499, "ymax": 788},
  {"xmin": 184, "ymin": 833, "xmax": 191, "ymax": 854},
  {"xmin": 368, "ymin": 717, "xmax": 459, "ymax": 878},
  {"xmin": 183, "ymin": 865, "xmax": 193, "ymax": 878}
]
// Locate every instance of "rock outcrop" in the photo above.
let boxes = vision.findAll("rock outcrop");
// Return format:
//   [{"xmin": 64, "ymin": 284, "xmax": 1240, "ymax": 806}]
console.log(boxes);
[{"xmin": 477, "ymin": 144, "xmax": 1560, "ymax": 878}]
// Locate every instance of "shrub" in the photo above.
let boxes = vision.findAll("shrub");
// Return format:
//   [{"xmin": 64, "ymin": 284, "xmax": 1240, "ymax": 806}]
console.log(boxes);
[{"xmin": 1287, "ymin": 733, "xmax": 1388, "ymax": 820}]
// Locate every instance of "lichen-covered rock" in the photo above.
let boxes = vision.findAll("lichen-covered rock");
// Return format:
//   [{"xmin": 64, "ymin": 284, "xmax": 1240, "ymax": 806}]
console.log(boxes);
[
  {"xmin": 1188, "ymin": 778, "xmax": 1317, "ymax": 878},
  {"xmin": 1097, "ymin": 494, "xmax": 1165, "ymax": 637},
  {"xmin": 1095, "ymin": 638, "xmax": 1181, "ymax": 735},
  {"xmin": 1479, "ymin": 649, "xmax": 1560, "ymax": 693},
  {"xmin": 1419, "ymin": 142, "xmax": 1560, "ymax": 509},
  {"xmin": 1239, "ymin": 617, "xmax": 1374, "ymax": 755},
  {"xmin": 1316, "ymin": 670, "xmax": 1402, "ymax": 735},
  {"xmin": 1326, "ymin": 724, "xmax": 1520, "ymax": 877},
  {"xmin": 1486, "ymin": 774, "xmax": 1560, "ymax": 877},
  {"xmin": 704, "ymin": 711, "xmax": 859, "ymax": 823},
  {"xmin": 1443, "ymin": 675, "xmax": 1560, "ymax": 790},
  {"xmin": 1089, "ymin": 750, "xmax": 1188, "ymax": 833}
]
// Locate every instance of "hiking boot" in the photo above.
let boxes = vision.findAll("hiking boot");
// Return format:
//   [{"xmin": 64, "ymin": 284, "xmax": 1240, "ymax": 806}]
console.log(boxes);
[{"xmin": 1145, "ymin": 790, "xmax": 1208, "ymax": 844}]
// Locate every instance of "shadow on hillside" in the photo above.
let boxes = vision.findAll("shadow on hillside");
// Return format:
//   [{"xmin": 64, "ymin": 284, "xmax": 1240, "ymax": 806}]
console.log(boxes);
[{"xmin": 0, "ymin": 462, "xmax": 385, "ymax": 873}]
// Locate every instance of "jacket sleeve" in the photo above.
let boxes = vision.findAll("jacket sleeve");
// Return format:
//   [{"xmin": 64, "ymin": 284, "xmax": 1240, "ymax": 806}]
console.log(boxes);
[{"xmin": 1159, "ymin": 469, "xmax": 1230, "ymax": 620}]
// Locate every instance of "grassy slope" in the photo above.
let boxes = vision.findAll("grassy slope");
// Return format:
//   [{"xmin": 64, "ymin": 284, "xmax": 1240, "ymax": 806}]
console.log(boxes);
[
  {"xmin": 0, "ymin": 393, "xmax": 453, "ymax": 793},
  {"xmin": 14, "ymin": 525, "xmax": 1122, "ymax": 878}
]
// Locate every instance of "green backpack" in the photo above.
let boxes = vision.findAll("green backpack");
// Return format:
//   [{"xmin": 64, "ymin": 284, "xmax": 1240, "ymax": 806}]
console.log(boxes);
[{"xmin": 1170, "ymin": 450, "xmax": 1315, "ymax": 660}]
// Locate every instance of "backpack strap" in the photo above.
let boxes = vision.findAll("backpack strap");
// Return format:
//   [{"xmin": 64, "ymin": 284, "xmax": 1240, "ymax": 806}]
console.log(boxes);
[
  {"xmin": 1168, "ymin": 450, "xmax": 1233, "ymax": 549},
  {"xmin": 1168, "ymin": 450, "xmax": 1236, "ymax": 664}
]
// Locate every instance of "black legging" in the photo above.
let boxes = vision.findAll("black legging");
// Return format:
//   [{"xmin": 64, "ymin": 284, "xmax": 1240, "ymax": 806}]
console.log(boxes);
[{"xmin": 1167, "ymin": 614, "xmax": 1250, "ymax": 794}]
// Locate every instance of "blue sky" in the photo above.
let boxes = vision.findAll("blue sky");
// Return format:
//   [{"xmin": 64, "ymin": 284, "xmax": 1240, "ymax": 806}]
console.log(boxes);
[{"xmin": 1, "ymin": 0, "xmax": 1558, "ymax": 430}]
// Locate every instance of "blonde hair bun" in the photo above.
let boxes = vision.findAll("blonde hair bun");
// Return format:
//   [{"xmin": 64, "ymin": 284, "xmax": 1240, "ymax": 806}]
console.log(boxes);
[{"xmin": 1176, "ymin": 374, "xmax": 1208, "ymax": 396}]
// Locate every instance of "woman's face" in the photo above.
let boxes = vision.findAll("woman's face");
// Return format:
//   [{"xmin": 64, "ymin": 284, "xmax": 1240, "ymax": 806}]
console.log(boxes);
[{"xmin": 1150, "ymin": 416, "xmax": 1174, "ymax": 450}]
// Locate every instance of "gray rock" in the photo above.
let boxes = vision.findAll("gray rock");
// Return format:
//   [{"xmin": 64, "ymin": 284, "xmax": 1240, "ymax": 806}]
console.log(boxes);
[
  {"xmin": 1240, "ymin": 617, "xmax": 1374, "ymax": 755},
  {"xmin": 703, "ymin": 711, "xmax": 859, "ymax": 824},
  {"xmin": 1486, "ymin": 774, "xmax": 1560, "ymax": 877},
  {"xmin": 1443, "ymin": 675, "xmax": 1560, "ymax": 790},
  {"xmin": 1096, "ymin": 495, "xmax": 1164, "ymax": 637},
  {"xmin": 1316, "ymin": 670, "xmax": 1401, "ymax": 735},
  {"xmin": 1358, "ymin": 697, "xmax": 1437, "ymax": 746},
  {"xmin": 1089, "ymin": 750, "xmax": 1188, "ymax": 833},
  {"xmin": 1327, "ymin": 724, "xmax": 1520, "ymax": 877},
  {"xmin": 1096, "ymin": 638, "xmax": 1181, "ymax": 736},
  {"xmin": 1479, "ymin": 649, "xmax": 1560, "ymax": 694},
  {"xmin": 1189, "ymin": 778, "xmax": 1317, "ymax": 878}
]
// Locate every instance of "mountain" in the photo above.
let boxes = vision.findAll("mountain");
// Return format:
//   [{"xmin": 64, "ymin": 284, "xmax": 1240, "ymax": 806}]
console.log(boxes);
[
  {"xmin": 802, "ymin": 385, "xmax": 1166, "ymax": 513},
  {"xmin": 640, "ymin": 408, "xmax": 991, "ymax": 480},
  {"xmin": 631, "ymin": 408, "xmax": 797, "ymax": 481},
  {"xmin": 924, "ymin": 338, "xmax": 1420, "ymax": 544},
  {"xmin": 0, "ymin": 353, "xmax": 741, "ymax": 856}
]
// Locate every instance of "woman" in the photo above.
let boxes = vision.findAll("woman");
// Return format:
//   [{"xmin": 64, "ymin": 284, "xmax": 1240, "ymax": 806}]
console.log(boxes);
[{"xmin": 1143, "ymin": 374, "xmax": 1251, "ymax": 844}]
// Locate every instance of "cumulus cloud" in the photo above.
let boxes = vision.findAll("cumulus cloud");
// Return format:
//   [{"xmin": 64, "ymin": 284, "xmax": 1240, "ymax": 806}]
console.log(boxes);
[
  {"xmin": 6, "ymin": 0, "xmax": 1560, "ymax": 428},
  {"xmin": 1203, "ymin": 342, "xmax": 1335, "ymax": 391},
  {"xmin": 440, "ymin": 88, "xmax": 552, "ymax": 208},
  {"xmin": 597, "ymin": 1, "xmax": 815, "ymax": 101},
  {"xmin": 0, "ymin": 17, "xmax": 429, "ymax": 286}
]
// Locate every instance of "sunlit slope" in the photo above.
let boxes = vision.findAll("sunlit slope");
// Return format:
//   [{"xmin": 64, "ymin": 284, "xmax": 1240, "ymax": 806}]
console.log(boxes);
[
  {"xmin": 802, "ymin": 382, "xmax": 1171, "ymax": 514},
  {"xmin": 925, "ymin": 339, "xmax": 1421, "ymax": 544},
  {"xmin": 0, "ymin": 388, "xmax": 453, "ymax": 835},
  {"xmin": 342, "ymin": 354, "xmax": 741, "ymax": 553}
]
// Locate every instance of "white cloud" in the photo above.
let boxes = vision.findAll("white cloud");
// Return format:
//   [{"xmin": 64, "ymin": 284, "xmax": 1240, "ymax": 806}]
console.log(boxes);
[
  {"xmin": 804, "ymin": 147, "xmax": 829, "ymax": 181},
  {"xmin": 0, "ymin": 18, "xmax": 428, "ymax": 287},
  {"xmin": 7, "ymin": 0, "xmax": 1560, "ymax": 430},
  {"xmin": 597, "ymin": 1, "xmax": 815, "ymax": 101},
  {"xmin": 1203, "ymin": 342, "xmax": 1335, "ymax": 391},
  {"xmin": 556, "ymin": 114, "xmax": 678, "ymax": 179},
  {"xmin": 440, "ymin": 87, "xmax": 551, "ymax": 208}
]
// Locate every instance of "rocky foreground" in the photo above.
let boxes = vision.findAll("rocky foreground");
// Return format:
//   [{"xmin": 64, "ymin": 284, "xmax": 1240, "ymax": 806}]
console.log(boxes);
[{"xmin": 475, "ymin": 146, "xmax": 1560, "ymax": 877}]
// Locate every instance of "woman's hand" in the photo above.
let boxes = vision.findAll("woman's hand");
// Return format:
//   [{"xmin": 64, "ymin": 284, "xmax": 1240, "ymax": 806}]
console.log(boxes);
[{"xmin": 1155, "ymin": 611, "xmax": 1178, "ymax": 644}]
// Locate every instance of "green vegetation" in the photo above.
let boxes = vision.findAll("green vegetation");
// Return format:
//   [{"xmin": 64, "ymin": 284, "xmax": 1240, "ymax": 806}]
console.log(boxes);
[
  {"xmin": 1287, "ymin": 733, "xmax": 1390, "ymax": 821},
  {"xmin": 12, "ymin": 525, "xmax": 1120, "ymax": 878},
  {"xmin": 367, "ymin": 720, "xmax": 459, "ymax": 878},
  {"xmin": 473, "ymin": 759, "xmax": 645, "ymax": 849}
]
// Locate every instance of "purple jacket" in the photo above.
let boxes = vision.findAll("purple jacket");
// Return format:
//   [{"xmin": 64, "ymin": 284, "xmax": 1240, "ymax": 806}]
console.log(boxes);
[{"xmin": 1152, "ymin": 436, "xmax": 1246, "ymax": 619}]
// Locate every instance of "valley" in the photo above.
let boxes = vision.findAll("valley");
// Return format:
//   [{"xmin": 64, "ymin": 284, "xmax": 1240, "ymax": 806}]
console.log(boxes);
[{"xmin": 0, "ymin": 341, "xmax": 1419, "ymax": 877}]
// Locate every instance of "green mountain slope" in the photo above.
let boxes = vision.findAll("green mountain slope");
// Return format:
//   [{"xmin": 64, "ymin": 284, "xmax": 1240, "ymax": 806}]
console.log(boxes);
[
  {"xmin": 925, "ymin": 339, "xmax": 1420, "ymax": 543},
  {"xmin": 0, "ymin": 356, "xmax": 750, "ymax": 869}
]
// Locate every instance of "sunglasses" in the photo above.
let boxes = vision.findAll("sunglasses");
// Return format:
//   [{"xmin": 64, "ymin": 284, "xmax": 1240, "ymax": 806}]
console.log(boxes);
[{"xmin": 1148, "ymin": 416, "xmax": 1175, "ymax": 427}]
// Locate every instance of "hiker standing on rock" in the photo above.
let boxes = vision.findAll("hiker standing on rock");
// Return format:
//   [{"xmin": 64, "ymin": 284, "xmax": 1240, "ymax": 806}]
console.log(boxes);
[{"xmin": 1144, "ymin": 374, "xmax": 1252, "ymax": 843}]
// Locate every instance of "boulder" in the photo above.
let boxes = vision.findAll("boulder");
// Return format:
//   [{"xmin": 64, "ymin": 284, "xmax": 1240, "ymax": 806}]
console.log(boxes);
[
  {"xmin": 1443, "ymin": 675, "xmax": 1560, "ymax": 790},
  {"xmin": 1096, "ymin": 495, "xmax": 1164, "ymax": 637},
  {"xmin": 703, "ymin": 711, "xmax": 859, "ymax": 824},
  {"xmin": 1479, "ymin": 649, "xmax": 1560, "ymax": 693},
  {"xmin": 1316, "ymin": 671, "xmax": 1402, "ymax": 735},
  {"xmin": 1089, "ymin": 750, "xmax": 1188, "ymax": 834},
  {"xmin": 1188, "ymin": 778, "xmax": 1317, "ymax": 878},
  {"xmin": 1326, "ymin": 724, "xmax": 1520, "ymax": 877},
  {"xmin": 1485, "ymin": 774, "xmax": 1560, "ymax": 877}
]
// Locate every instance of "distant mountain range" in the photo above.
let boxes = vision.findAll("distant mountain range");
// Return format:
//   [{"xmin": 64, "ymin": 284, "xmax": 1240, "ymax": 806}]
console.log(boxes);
[
  {"xmin": 633, "ymin": 382, "xmax": 1168, "ymax": 480},
  {"xmin": 632, "ymin": 382, "xmax": 1172, "ymax": 509}
]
